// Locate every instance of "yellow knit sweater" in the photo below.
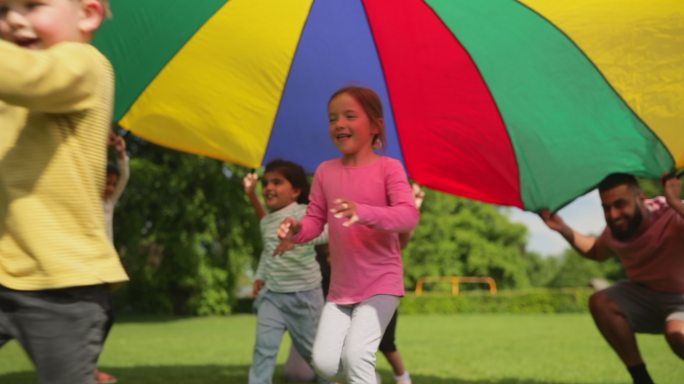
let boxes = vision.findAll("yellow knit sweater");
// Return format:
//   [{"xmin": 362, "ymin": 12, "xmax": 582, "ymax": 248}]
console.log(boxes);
[{"xmin": 0, "ymin": 41, "xmax": 128, "ymax": 290}]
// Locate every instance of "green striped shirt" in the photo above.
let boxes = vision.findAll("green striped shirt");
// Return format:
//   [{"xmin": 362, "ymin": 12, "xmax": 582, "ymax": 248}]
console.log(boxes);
[{"xmin": 256, "ymin": 203, "xmax": 326, "ymax": 292}]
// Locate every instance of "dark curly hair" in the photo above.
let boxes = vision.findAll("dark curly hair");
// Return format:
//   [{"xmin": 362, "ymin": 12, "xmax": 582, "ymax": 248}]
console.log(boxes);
[{"xmin": 264, "ymin": 159, "xmax": 310, "ymax": 204}]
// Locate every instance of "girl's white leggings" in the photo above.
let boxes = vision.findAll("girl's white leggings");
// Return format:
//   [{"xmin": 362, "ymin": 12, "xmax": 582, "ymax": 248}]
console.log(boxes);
[{"xmin": 312, "ymin": 294, "xmax": 400, "ymax": 383}]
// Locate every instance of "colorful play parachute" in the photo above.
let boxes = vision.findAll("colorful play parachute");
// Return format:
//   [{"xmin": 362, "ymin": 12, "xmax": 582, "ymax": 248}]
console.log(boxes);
[{"xmin": 94, "ymin": 0, "xmax": 684, "ymax": 211}]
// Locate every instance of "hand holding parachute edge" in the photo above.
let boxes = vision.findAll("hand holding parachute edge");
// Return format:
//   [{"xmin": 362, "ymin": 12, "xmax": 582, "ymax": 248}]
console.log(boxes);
[
  {"xmin": 662, "ymin": 171, "xmax": 683, "ymax": 206},
  {"xmin": 538, "ymin": 208, "xmax": 566, "ymax": 233}
]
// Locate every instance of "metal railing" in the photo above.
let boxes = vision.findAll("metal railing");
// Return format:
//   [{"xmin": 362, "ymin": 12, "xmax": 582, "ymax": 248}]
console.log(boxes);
[{"xmin": 414, "ymin": 276, "xmax": 497, "ymax": 296}]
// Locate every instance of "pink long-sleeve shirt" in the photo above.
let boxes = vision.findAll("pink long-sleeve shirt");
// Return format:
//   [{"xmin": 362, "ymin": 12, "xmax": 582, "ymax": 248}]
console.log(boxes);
[{"xmin": 292, "ymin": 156, "xmax": 419, "ymax": 304}]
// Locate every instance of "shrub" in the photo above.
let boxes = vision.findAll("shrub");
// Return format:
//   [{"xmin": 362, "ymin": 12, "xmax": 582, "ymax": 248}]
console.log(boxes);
[
  {"xmin": 398, "ymin": 288, "xmax": 593, "ymax": 314},
  {"xmin": 233, "ymin": 288, "xmax": 593, "ymax": 314}
]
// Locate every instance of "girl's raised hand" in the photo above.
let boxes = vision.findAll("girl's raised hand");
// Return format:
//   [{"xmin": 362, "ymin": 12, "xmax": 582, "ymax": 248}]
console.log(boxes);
[
  {"xmin": 113, "ymin": 136, "xmax": 126, "ymax": 159},
  {"xmin": 107, "ymin": 130, "xmax": 118, "ymax": 146},
  {"xmin": 243, "ymin": 173, "xmax": 258, "ymax": 195},
  {"xmin": 331, "ymin": 198, "xmax": 359, "ymax": 227}
]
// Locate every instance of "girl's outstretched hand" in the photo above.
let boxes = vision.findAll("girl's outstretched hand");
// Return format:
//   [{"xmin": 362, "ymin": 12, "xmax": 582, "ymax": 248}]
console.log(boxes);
[
  {"xmin": 277, "ymin": 217, "xmax": 301, "ymax": 240},
  {"xmin": 331, "ymin": 198, "xmax": 359, "ymax": 227}
]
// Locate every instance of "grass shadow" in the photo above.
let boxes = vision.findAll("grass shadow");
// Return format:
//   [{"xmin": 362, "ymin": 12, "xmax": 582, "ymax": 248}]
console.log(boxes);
[
  {"xmin": 0, "ymin": 365, "xmax": 622, "ymax": 384},
  {"xmin": 112, "ymin": 314, "xmax": 197, "ymax": 324},
  {"xmin": 380, "ymin": 369, "xmax": 621, "ymax": 384}
]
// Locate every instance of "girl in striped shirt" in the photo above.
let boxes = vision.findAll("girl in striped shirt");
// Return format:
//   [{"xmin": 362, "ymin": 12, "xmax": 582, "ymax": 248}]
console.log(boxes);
[{"xmin": 244, "ymin": 159, "xmax": 330, "ymax": 384}]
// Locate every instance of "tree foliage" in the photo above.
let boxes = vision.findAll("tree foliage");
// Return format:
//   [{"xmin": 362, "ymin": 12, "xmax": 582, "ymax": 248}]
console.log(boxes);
[
  {"xmin": 111, "ymin": 139, "xmax": 261, "ymax": 315},
  {"xmin": 546, "ymin": 249, "xmax": 624, "ymax": 288},
  {"xmin": 524, "ymin": 251, "xmax": 562, "ymax": 287},
  {"xmin": 403, "ymin": 189, "xmax": 530, "ymax": 290}
]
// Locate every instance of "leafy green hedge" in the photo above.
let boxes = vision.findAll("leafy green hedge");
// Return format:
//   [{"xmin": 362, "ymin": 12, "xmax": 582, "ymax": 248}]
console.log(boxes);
[
  {"xmin": 398, "ymin": 288, "xmax": 593, "ymax": 314},
  {"xmin": 234, "ymin": 288, "xmax": 594, "ymax": 314}
]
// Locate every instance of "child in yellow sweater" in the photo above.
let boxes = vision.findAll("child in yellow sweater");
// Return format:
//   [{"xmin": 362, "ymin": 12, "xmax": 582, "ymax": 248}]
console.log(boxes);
[{"xmin": 0, "ymin": 1, "xmax": 128, "ymax": 383}]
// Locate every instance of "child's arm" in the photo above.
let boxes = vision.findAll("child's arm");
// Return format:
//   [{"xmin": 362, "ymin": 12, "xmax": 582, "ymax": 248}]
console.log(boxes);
[
  {"xmin": 399, "ymin": 183, "xmax": 425, "ymax": 248},
  {"xmin": 243, "ymin": 173, "xmax": 267, "ymax": 220},
  {"xmin": 310, "ymin": 224, "xmax": 329, "ymax": 246},
  {"xmin": 110, "ymin": 135, "xmax": 130, "ymax": 204},
  {"xmin": 253, "ymin": 255, "xmax": 267, "ymax": 296},
  {"xmin": 0, "ymin": 41, "xmax": 106, "ymax": 113},
  {"xmin": 273, "ymin": 224, "xmax": 327, "ymax": 256},
  {"xmin": 252, "ymin": 279, "xmax": 265, "ymax": 297}
]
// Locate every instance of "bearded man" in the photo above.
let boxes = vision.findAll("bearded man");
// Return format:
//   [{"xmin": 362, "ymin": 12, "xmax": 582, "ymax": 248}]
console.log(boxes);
[{"xmin": 540, "ymin": 173, "xmax": 684, "ymax": 384}]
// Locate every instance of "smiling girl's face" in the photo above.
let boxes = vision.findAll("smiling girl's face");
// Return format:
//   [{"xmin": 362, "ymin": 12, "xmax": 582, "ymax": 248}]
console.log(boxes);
[
  {"xmin": 328, "ymin": 92, "xmax": 379, "ymax": 159},
  {"xmin": 261, "ymin": 170, "xmax": 301, "ymax": 212}
]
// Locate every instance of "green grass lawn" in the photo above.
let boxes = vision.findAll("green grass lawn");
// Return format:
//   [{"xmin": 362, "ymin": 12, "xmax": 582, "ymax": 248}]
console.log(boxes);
[{"xmin": 0, "ymin": 314, "xmax": 681, "ymax": 383}]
